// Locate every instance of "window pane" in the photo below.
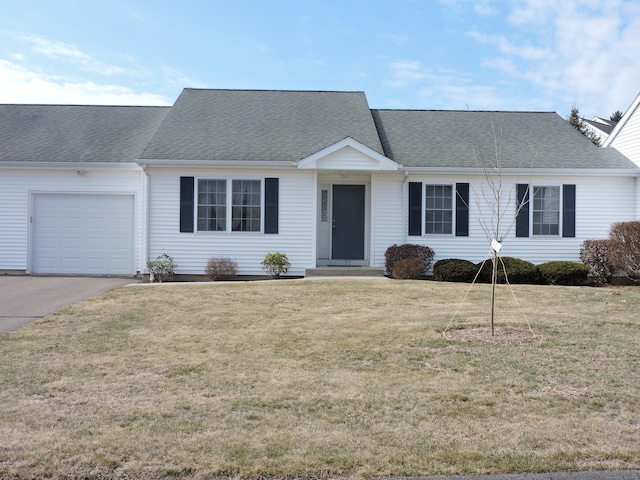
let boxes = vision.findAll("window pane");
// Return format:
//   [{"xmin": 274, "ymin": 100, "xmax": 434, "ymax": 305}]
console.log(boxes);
[
  {"xmin": 232, "ymin": 180, "xmax": 261, "ymax": 232},
  {"xmin": 197, "ymin": 179, "xmax": 226, "ymax": 231},
  {"xmin": 532, "ymin": 186, "xmax": 560, "ymax": 236},
  {"xmin": 425, "ymin": 185, "xmax": 452, "ymax": 234}
]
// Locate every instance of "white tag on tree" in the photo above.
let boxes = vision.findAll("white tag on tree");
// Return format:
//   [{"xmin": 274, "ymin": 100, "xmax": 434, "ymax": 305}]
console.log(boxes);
[{"xmin": 491, "ymin": 239, "xmax": 502, "ymax": 253}]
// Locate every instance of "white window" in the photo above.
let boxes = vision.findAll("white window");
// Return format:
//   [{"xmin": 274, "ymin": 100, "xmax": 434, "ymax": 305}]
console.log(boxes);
[
  {"xmin": 532, "ymin": 186, "xmax": 560, "ymax": 236},
  {"xmin": 197, "ymin": 179, "xmax": 226, "ymax": 231},
  {"xmin": 232, "ymin": 180, "xmax": 261, "ymax": 232},
  {"xmin": 197, "ymin": 179, "xmax": 261, "ymax": 232},
  {"xmin": 425, "ymin": 185, "xmax": 453, "ymax": 234}
]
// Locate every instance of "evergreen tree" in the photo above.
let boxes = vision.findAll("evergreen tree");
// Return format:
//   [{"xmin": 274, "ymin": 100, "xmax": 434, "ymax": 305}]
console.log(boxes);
[{"xmin": 567, "ymin": 105, "xmax": 600, "ymax": 146}]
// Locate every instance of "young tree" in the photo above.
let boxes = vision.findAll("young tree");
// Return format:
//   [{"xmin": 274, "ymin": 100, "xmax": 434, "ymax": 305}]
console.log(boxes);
[
  {"xmin": 467, "ymin": 113, "xmax": 533, "ymax": 335},
  {"xmin": 567, "ymin": 105, "xmax": 601, "ymax": 146}
]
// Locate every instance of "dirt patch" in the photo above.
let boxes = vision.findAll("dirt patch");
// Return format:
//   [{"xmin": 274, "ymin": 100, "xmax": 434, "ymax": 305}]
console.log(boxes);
[{"xmin": 444, "ymin": 325, "xmax": 541, "ymax": 345}]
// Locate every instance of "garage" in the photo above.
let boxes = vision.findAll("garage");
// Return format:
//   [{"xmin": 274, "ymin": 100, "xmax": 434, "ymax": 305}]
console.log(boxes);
[{"xmin": 32, "ymin": 194, "xmax": 135, "ymax": 275}]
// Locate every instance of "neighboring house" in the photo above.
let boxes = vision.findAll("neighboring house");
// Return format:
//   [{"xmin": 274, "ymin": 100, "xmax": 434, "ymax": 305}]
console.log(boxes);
[
  {"xmin": 582, "ymin": 116, "xmax": 617, "ymax": 144},
  {"xmin": 2, "ymin": 89, "xmax": 639, "ymax": 277},
  {"xmin": 603, "ymin": 92, "xmax": 640, "ymax": 219}
]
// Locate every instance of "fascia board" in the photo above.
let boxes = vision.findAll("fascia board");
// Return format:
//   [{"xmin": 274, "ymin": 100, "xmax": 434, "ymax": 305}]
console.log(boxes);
[
  {"xmin": 136, "ymin": 159, "xmax": 297, "ymax": 168},
  {"xmin": 0, "ymin": 161, "xmax": 141, "ymax": 170},
  {"xmin": 401, "ymin": 166, "xmax": 640, "ymax": 177}
]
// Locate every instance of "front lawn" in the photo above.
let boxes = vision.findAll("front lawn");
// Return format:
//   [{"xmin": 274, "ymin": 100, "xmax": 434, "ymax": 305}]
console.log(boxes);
[{"xmin": 1, "ymin": 279, "xmax": 639, "ymax": 479}]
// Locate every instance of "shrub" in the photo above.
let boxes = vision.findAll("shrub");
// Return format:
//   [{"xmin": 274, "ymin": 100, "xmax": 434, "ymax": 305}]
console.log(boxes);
[
  {"xmin": 205, "ymin": 257, "xmax": 238, "ymax": 281},
  {"xmin": 580, "ymin": 239, "xmax": 612, "ymax": 285},
  {"xmin": 433, "ymin": 259, "xmax": 478, "ymax": 283},
  {"xmin": 261, "ymin": 252, "xmax": 291, "ymax": 278},
  {"xmin": 384, "ymin": 244, "xmax": 435, "ymax": 276},
  {"xmin": 538, "ymin": 261, "xmax": 588, "ymax": 286},
  {"xmin": 476, "ymin": 256, "xmax": 539, "ymax": 284},
  {"xmin": 608, "ymin": 221, "xmax": 640, "ymax": 280},
  {"xmin": 147, "ymin": 253, "xmax": 176, "ymax": 283},
  {"xmin": 391, "ymin": 258, "xmax": 425, "ymax": 280}
]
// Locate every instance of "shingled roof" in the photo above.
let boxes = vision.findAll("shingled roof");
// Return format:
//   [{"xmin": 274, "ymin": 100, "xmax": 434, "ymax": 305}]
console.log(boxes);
[
  {"xmin": 0, "ymin": 104, "xmax": 169, "ymax": 163},
  {"xmin": 140, "ymin": 89, "xmax": 385, "ymax": 162},
  {"xmin": 372, "ymin": 109, "xmax": 637, "ymax": 170}
]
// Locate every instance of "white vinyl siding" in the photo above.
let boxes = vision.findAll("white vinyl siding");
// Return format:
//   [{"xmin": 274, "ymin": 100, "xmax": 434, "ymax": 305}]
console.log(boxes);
[
  {"xmin": 147, "ymin": 168, "xmax": 316, "ymax": 276},
  {"xmin": 398, "ymin": 174, "xmax": 636, "ymax": 268},
  {"xmin": 0, "ymin": 167, "xmax": 143, "ymax": 274}
]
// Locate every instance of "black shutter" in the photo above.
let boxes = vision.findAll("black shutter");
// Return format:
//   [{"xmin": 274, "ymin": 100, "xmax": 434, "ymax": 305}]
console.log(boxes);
[
  {"xmin": 264, "ymin": 178, "xmax": 279, "ymax": 234},
  {"xmin": 562, "ymin": 184, "xmax": 576, "ymax": 238},
  {"xmin": 516, "ymin": 184, "xmax": 529, "ymax": 238},
  {"xmin": 455, "ymin": 183, "xmax": 469, "ymax": 237},
  {"xmin": 180, "ymin": 176, "xmax": 195, "ymax": 233},
  {"xmin": 408, "ymin": 182, "xmax": 422, "ymax": 236}
]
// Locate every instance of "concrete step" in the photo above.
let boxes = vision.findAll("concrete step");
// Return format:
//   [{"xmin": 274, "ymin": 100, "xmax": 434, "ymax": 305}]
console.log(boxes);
[{"xmin": 305, "ymin": 267, "xmax": 386, "ymax": 277}]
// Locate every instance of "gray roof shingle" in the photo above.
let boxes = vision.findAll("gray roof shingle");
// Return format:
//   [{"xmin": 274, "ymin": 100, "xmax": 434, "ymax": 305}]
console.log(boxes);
[
  {"xmin": 0, "ymin": 104, "xmax": 169, "ymax": 163},
  {"xmin": 140, "ymin": 89, "xmax": 384, "ymax": 162},
  {"xmin": 372, "ymin": 109, "xmax": 637, "ymax": 170}
]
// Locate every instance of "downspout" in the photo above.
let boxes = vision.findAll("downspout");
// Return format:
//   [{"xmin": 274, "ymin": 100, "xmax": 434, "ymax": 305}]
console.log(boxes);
[
  {"xmin": 140, "ymin": 163, "xmax": 149, "ymax": 277},
  {"xmin": 403, "ymin": 169, "xmax": 409, "ymax": 243}
]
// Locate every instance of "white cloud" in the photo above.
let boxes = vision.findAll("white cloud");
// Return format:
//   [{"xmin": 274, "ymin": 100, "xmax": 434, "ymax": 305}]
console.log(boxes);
[
  {"xmin": 0, "ymin": 59, "xmax": 171, "ymax": 105},
  {"xmin": 383, "ymin": 60, "xmax": 429, "ymax": 88},
  {"xmin": 482, "ymin": 0, "xmax": 640, "ymax": 116}
]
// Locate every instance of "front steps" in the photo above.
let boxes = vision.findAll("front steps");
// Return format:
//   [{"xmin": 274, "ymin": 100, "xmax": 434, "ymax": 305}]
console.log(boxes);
[{"xmin": 304, "ymin": 267, "xmax": 386, "ymax": 278}]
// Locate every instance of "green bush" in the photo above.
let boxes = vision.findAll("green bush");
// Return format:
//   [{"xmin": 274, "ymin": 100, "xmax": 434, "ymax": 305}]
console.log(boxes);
[
  {"xmin": 384, "ymin": 244, "xmax": 435, "ymax": 276},
  {"xmin": 391, "ymin": 258, "xmax": 425, "ymax": 280},
  {"xmin": 580, "ymin": 239, "xmax": 612, "ymax": 285},
  {"xmin": 147, "ymin": 253, "xmax": 176, "ymax": 283},
  {"xmin": 476, "ymin": 256, "xmax": 539, "ymax": 284},
  {"xmin": 433, "ymin": 259, "xmax": 478, "ymax": 283},
  {"xmin": 261, "ymin": 252, "xmax": 291, "ymax": 278},
  {"xmin": 538, "ymin": 261, "xmax": 588, "ymax": 286}
]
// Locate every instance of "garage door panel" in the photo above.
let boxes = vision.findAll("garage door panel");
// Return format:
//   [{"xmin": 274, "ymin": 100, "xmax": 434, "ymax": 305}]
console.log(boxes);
[{"xmin": 33, "ymin": 194, "xmax": 134, "ymax": 275}]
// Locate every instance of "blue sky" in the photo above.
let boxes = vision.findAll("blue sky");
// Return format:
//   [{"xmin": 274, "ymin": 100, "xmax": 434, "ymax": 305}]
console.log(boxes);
[{"xmin": 1, "ymin": 0, "xmax": 639, "ymax": 118}]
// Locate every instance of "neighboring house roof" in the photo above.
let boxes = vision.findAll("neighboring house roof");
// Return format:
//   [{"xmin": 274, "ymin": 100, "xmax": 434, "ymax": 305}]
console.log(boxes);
[
  {"xmin": 140, "ymin": 89, "xmax": 385, "ymax": 162},
  {"xmin": 583, "ymin": 118, "xmax": 616, "ymax": 135},
  {"xmin": 0, "ymin": 104, "xmax": 170, "ymax": 163},
  {"xmin": 371, "ymin": 109, "xmax": 636, "ymax": 170}
]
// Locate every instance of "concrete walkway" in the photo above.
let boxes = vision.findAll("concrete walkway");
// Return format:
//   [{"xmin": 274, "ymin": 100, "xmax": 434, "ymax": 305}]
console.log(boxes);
[{"xmin": 0, "ymin": 276, "xmax": 137, "ymax": 334}]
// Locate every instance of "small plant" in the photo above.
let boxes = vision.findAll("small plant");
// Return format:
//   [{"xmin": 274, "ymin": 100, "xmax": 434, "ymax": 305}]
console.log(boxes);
[
  {"xmin": 538, "ymin": 261, "xmax": 588, "ymax": 286},
  {"xmin": 580, "ymin": 239, "xmax": 612, "ymax": 285},
  {"xmin": 205, "ymin": 257, "xmax": 238, "ymax": 281},
  {"xmin": 147, "ymin": 253, "xmax": 176, "ymax": 283},
  {"xmin": 433, "ymin": 258, "xmax": 478, "ymax": 283},
  {"xmin": 391, "ymin": 258, "xmax": 425, "ymax": 280},
  {"xmin": 384, "ymin": 244, "xmax": 435, "ymax": 276},
  {"xmin": 476, "ymin": 256, "xmax": 539, "ymax": 284},
  {"xmin": 261, "ymin": 252, "xmax": 291, "ymax": 278}
]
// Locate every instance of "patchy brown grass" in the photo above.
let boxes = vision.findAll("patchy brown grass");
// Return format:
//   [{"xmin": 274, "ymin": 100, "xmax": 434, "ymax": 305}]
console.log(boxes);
[{"xmin": 0, "ymin": 279, "xmax": 639, "ymax": 479}]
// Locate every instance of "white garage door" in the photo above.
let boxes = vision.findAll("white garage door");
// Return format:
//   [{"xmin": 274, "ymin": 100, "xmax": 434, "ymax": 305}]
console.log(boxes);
[{"xmin": 32, "ymin": 194, "xmax": 134, "ymax": 275}]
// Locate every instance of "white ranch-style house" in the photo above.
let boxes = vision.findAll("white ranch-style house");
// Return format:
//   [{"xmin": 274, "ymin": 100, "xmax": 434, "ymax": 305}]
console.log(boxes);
[{"xmin": 1, "ymin": 88, "xmax": 639, "ymax": 278}]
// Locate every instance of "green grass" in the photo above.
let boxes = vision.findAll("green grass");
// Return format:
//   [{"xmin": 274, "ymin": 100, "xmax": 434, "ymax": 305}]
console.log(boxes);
[{"xmin": 0, "ymin": 279, "xmax": 639, "ymax": 479}]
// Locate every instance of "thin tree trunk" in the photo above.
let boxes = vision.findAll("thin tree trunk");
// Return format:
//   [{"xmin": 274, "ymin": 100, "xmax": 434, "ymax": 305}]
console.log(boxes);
[{"xmin": 491, "ymin": 250, "xmax": 497, "ymax": 336}]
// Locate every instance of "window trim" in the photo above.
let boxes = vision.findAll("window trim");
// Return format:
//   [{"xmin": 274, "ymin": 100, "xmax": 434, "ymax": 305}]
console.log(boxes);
[
  {"xmin": 194, "ymin": 177, "xmax": 264, "ymax": 233},
  {"xmin": 424, "ymin": 183, "xmax": 454, "ymax": 236},
  {"xmin": 531, "ymin": 184, "xmax": 561, "ymax": 237}
]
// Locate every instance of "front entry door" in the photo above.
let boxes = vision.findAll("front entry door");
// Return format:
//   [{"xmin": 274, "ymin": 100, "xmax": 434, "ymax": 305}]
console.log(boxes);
[{"xmin": 332, "ymin": 185, "xmax": 365, "ymax": 260}]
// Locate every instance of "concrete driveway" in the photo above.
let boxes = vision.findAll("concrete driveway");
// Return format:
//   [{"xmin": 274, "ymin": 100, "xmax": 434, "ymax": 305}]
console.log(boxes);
[{"xmin": 0, "ymin": 276, "xmax": 138, "ymax": 335}]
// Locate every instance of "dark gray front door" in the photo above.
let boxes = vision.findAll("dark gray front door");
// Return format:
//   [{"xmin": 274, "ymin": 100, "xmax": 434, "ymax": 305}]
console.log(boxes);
[{"xmin": 332, "ymin": 185, "xmax": 365, "ymax": 260}]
